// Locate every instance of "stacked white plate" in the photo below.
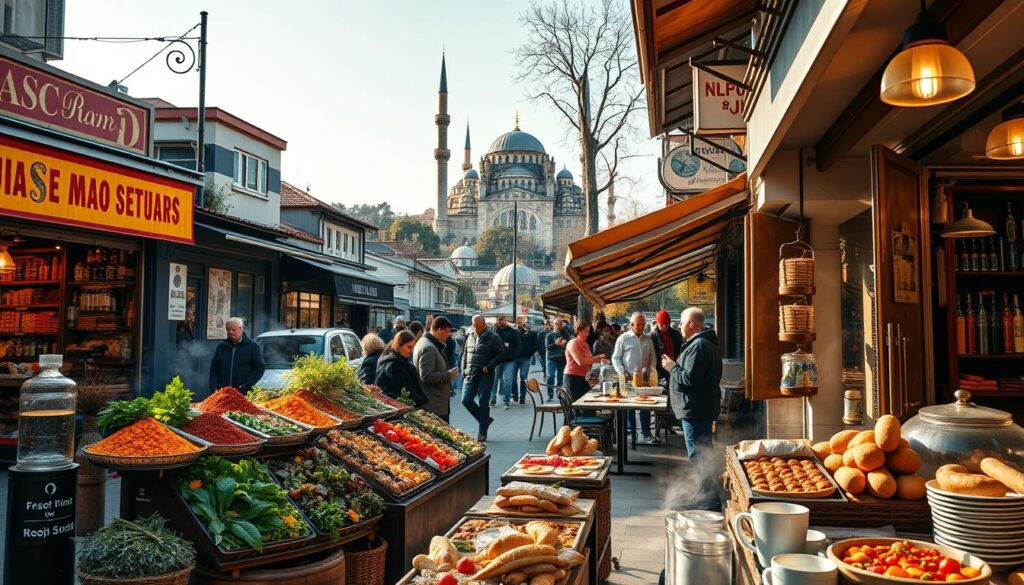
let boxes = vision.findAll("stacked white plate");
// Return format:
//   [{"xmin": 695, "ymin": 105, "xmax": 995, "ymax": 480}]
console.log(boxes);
[{"xmin": 926, "ymin": 480, "xmax": 1024, "ymax": 570}]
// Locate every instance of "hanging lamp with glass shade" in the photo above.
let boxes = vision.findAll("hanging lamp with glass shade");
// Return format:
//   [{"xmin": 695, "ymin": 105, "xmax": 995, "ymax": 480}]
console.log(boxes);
[
  {"xmin": 0, "ymin": 245, "xmax": 14, "ymax": 275},
  {"xmin": 942, "ymin": 201, "xmax": 995, "ymax": 238},
  {"xmin": 986, "ymin": 103, "xmax": 1024, "ymax": 160},
  {"xmin": 880, "ymin": 1, "xmax": 975, "ymax": 107}
]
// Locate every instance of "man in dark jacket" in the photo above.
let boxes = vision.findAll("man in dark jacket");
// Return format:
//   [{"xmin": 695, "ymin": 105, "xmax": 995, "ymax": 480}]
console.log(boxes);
[
  {"xmin": 209, "ymin": 317, "xmax": 266, "ymax": 394},
  {"xmin": 661, "ymin": 307, "xmax": 723, "ymax": 510},
  {"xmin": 413, "ymin": 317, "xmax": 456, "ymax": 420},
  {"xmin": 513, "ymin": 320, "xmax": 539, "ymax": 404},
  {"xmin": 460, "ymin": 315, "xmax": 505, "ymax": 440},
  {"xmin": 544, "ymin": 319, "xmax": 571, "ymax": 400},
  {"xmin": 490, "ymin": 315, "xmax": 522, "ymax": 409},
  {"xmin": 651, "ymin": 309, "xmax": 684, "ymax": 382}
]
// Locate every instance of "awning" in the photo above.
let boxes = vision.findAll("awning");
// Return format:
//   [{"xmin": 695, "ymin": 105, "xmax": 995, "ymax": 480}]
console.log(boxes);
[
  {"xmin": 540, "ymin": 283, "xmax": 581, "ymax": 315},
  {"xmin": 282, "ymin": 255, "xmax": 395, "ymax": 307},
  {"xmin": 565, "ymin": 175, "xmax": 748, "ymax": 306}
]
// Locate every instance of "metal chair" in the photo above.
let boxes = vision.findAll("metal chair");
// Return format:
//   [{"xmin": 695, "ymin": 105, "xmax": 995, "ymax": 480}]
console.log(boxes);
[
  {"xmin": 525, "ymin": 377, "xmax": 561, "ymax": 441},
  {"xmin": 555, "ymin": 387, "xmax": 614, "ymax": 453}
]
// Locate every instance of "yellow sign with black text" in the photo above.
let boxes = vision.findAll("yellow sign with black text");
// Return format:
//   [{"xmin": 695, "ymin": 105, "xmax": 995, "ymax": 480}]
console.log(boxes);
[{"xmin": 0, "ymin": 135, "xmax": 193, "ymax": 243}]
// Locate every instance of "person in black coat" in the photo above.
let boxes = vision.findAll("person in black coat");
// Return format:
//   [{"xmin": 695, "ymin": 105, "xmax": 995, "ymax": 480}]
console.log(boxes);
[
  {"xmin": 651, "ymin": 309, "xmax": 684, "ymax": 382},
  {"xmin": 209, "ymin": 317, "xmax": 265, "ymax": 394},
  {"xmin": 373, "ymin": 330, "xmax": 428, "ymax": 407},
  {"xmin": 357, "ymin": 333, "xmax": 386, "ymax": 385}
]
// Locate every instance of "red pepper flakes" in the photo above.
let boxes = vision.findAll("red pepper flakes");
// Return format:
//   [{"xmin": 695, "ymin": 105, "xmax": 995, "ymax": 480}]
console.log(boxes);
[
  {"xmin": 180, "ymin": 413, "xmax": 259, "ymax": 445},
  {"xmin": 198, "ymin": 386, "xmax": 262, "ymax": 416}
]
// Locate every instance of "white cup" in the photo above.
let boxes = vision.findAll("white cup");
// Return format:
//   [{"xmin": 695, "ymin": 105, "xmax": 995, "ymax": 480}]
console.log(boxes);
[
  {"xmin": 732, "ymin": 502, "xmax": 810, "ymax": 566},
  {"xmin": 761, "ymin": 554, "xmax": 837, "ymax": 585},
  {"xmin": 804, "ymin": 530, "xmax": 828, "ymax": 556}
]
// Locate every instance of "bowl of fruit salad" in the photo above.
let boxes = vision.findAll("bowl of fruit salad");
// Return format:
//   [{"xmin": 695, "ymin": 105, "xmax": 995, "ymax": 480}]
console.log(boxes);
[{"xmin": 826, "ymin": 538, "xmax": 990, "ymax": 585}]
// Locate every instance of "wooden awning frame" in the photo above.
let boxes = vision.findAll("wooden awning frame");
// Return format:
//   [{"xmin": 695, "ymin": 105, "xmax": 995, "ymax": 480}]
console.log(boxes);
[{"xmin": 540, "ymin": 283, "xmax": 580, "ymax": 316}]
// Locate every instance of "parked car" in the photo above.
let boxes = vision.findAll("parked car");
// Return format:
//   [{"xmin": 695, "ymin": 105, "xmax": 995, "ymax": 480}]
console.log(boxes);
[{"xmin": 254, "ymin": 328, "xmax": 364, "ymax": 390}]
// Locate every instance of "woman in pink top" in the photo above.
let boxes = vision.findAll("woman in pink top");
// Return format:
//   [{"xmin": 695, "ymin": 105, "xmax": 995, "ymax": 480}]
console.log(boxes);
[{"xmin": 564, "ymin": 321, "xmax": 606, "ymax": 400}]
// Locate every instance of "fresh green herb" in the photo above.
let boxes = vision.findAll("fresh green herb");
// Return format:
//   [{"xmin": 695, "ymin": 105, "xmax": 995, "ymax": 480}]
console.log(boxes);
[
  {"xmin": 396, "ymin": 388, "xmax": 414, "ymax": 406},
  {"xmin": 284, "ymin": 353, "xmax": 363, "ymax": 398},
  {"xmin": 452, "ymin": 540, "xmax": 473, "ymax": 553},
  {"xmin": 149, "ymin": 376, "xmax": 193, "ymax": 426},
  {"xmin": 97, "ymin": 397, "xmax": 152, "ymax": 432},
  {"xmin": 225, "ymin": 411, "xmax": 301, "ymax": 436},
  {"xmin": 76, "ymin": 515, "xmax": 195, "ymax": 579},
  {"xmin": 406, "ymin": 410, "xmax": 484, "ymax": 456},
  {"xmin": 246, "ymin": 385, "xmax": 281, "ymax": 404}
]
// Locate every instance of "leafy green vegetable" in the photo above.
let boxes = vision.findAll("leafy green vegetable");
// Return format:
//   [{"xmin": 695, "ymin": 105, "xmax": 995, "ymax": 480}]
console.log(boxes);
[
  {"xmin": 97, "ymin": 396, "xmax": 152, "ymax": 432},
  {"xmin": 396, "ymin": 388, "xmax": 414, "ymax": 406},
  {"xmin": 76, "ymin": 515, "xmax": 195, "ymax": 578},
  {"xmin": 149, "ymin": 376, "xmax": 193, "ymax": 426},
  {"xmin": 225, "ymin": 411, "xmax": 301, "ymax": 436},
  {"xmin": 284, "ymin": 353, "xmax": 363, "ymax": 398}
]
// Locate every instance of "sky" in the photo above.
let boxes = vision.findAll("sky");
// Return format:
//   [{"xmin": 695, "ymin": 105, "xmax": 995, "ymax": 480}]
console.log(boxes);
[{"xmin": 56, "ymin": 0, "xmax": 661, "ymax": 217}]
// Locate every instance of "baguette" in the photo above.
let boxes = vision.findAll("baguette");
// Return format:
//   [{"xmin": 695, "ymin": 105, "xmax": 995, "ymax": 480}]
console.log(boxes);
[
  {"xmin": 531, "ymin": 574, "xmax": 557, "ymax": 585},
  {"xmin": 505, "ymin": 572, "xmax": 529, "ymax": 585},
  {"xmin": 471, "ymin": 545, "xmax": 559, "ymax": 580},
  {"xmin": 560, "ymin": 445, "xmax": 575, "ymax": 457},
  {"xmin": 494, "ymin": 495, "xmax": 512, "ymax": 508},
  {"xmin": 497, "ymin": 481, "xmax": 579, "ymax": 506},
  {"xmin": 570, "ymin": 427, "xmax": 587, "ymax": 453},
  {"xmin": 936, "ymin": 464, "xmax": 1007, "ymax": 497},
  {"xmin": 519, "ymin": 505, "xmax": 547, "ymax": 514},
  {"xmin": 580, "ymin": 438, "xmax": 599, "ymax": 455},
  {"xmin": 505, "ymin": 565, "xmax": 561, "ymax": 585},
  {"xmin": 980, "ymin": 457, "xmax": 1024, "ymax": 495},
  {"xmin": 545, "ymin": 435, "xmax": 561, "ymax": 455},
  {"xmin": 525, "ymin": 521, "xmax": 560, "ymax": 547},
  {"xmin": 509, "ymin": 495, "xmax": 559, "ymax": 513},
  {"xmin": 556, "ymin": 504, "xmax": 580, "ymax": 515},
  {"xmin": 411, "ymin": 554, "xmax": 436, "ymax": 571},
  {"xmin": 485, "ymin": 532, "xmax": 535, "ymax": 560},
  {"xmin": 428, "ymin": 536, "xmax": 459, "ymax": 567},
  {"xmin": 552, "ymin": 426, "xmax": 571, "ymax": 450}
]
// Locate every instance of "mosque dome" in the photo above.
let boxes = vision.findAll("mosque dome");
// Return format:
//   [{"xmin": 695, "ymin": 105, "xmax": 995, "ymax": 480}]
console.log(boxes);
[
  {"xmin": 487, "ymin": 130, "xmax": 546, "ymax": 155},
  {"xmin": 557, "ymin": 167, "xmax": 573, "ymax": 180},
  {"xmin": 451, "ymin": 245, "xmax": 479, "ymax": 260},
  {"xmin": 464, "ymin": 168, "xmax": 479, "ymax": 180},
  {"xmin": 490, "ymin": 263, "xmax": 541, "ymax": 291}
]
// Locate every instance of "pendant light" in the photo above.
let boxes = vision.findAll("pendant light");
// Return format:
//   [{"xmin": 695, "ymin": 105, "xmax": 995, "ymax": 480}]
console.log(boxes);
[
  {"xmin": 880, "ymin": 1, "xmax": 975, "ymax": 107},
  {"xmin": 941, "ymin": 201, "xmax": 995, "ymax": 238},
  {"xmin": 0, "ymin": 231, "xmax": 14, "ymax": 275},
  {"xmin": 986, "ymin": 103, "xmax": 1024, "ymax": 160}
]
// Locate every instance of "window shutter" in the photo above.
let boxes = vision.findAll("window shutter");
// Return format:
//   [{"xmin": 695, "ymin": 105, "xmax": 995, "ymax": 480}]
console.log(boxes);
[{"xmin": 43, "ymin": 0, "xmax": 64, "ymax": 60}]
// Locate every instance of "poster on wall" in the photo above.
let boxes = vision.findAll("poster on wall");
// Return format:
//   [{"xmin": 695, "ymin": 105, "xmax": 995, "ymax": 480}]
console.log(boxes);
[
  {"xmin": 891, "ymin": 230, "xmax": 919, "ymax": 304},
  {"xmin": 168, "ymin": 263, "xmax": 187, "ymax": 320},
  {"xmin": 207, "ymin": 268, "xmax": 233, "ymax": 338}
]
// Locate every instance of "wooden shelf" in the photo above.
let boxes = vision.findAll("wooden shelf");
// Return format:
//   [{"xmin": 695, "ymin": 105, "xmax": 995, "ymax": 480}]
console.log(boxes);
[
  {"xmin": 0, "ymin": 304, "xmax": 60, "ymax": 310},
  {"xmin": 67, "ymin": 327, "xmax": 131, "ymax": 333},
  {"xmin": 0, "ymin": 332, "xmax": 58, "ymax": 337},
  {"xmin": 70, "ymin": 280, "xmax": 135, "ymax": 288},
  {"xmin": 957, "ymin": 354, "xmax": 1024, "ymax": 359},
  {"xmin": 0, "ymin": 280, "xmax": 61, "ymax": 287},
  {"xmin": 10, "ymin": 248, "xmax": 62, "ymax": 255},
  {"xmin": 955, "ymin": 271, "xmax": 1024, "ymax": 277}
]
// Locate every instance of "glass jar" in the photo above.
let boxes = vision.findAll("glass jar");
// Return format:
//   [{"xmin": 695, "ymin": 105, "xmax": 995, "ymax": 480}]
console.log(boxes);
[
  {"xmin": 781, "ymin": 350, "xmax": 817, "ymax": 388},
  {"xmin": 599, "ymin": 361, "xmax": 618, "ymax": 396},
  {"xmin": 673, "ymin": 529, "xmax": 733, "ymax": 585},
  {"xmin": 843, "ymin": 390, "xmax": 863, "ymax": 425},
  {"xmin": 17, "ymin": 355, "xmax": 77, "ymax": 470}
]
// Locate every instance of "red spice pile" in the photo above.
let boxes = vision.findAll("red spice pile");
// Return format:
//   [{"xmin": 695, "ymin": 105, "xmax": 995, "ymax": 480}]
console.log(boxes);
[
  {"xmin": 180, "ymin": 413, "xmax": 259, "ymax": 445},
  {"xmin": 197, "ymin": 386, "xmax": 262, "ymax": 416}
]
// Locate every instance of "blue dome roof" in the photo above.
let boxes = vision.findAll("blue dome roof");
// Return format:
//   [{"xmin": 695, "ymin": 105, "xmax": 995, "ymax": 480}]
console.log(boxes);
[
  {"xmin": 487, "ymin": 130, "xmax": 546, "ymax": 154},
  {"xmin": 557, "ymin": 167, "xmax": 573, "ymax": 180},
  {"xmin": 464, "ymin": 168, "xmax": 479, "ymax": 180}
]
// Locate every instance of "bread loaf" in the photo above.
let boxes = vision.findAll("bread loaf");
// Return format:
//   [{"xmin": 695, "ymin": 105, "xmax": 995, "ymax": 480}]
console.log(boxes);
[
  {"xmin": 531, "ymin": 574, "xmax": 557, "ymax": 585},
  {"xmin": 497, "ymin": 481, "xmax": 579, "ymax": 506},
  {"xmin": 552, "ymin": 426, "xmax": 571, "ymax": 450},
  {"xmin": 842, "ymin": 449, "xmax": 856, "ymax": 468},
  {"xmin": 812, "ymin": 442, "xmax": 832, "ymax": 460},
  {"xmin": 823, "ymin": 453, "xmax": 845, "ymax": 473},
  {"xmin": 829, "ymin": 430, "xmax": 859, "ymax": 454},
  {"xmin": 429, "ymin": 536, "xmax": 459, "ymax": 567},
  {"xmin": 555, "ymin": 548, "xmax": 585, "ymax": 568},
  {"xmin": 545, "ymin": 435, "xmax": 561, "ymax": 455},
  {"xmin": 570, "ymin": 427, "xmax": 586, "ymax": 453},
  {"xmin": 485, "ymin": 532, "xmax": 535, "ymax": 559},
  {"xmin": 509, "ymin": 495, "xmax": 559, "ymax": 512},
  {"xmin": 835, "ymin": 466, "xmax": 867, "ymax": 494},
  {"xmin": 852, "ymin": 443, "xmax": 885, "ymax": 472},
  {"xmin": 866, "ymin": 468, "xmax": 897, "ymax": 499},
  {"xmin": 936, "ymin": 464, "xmax": 1008, "ymax": 497},
  {"xmin": 848, "ymin": 430, "xmax": 876, "ymax": 450},
  {"xmin": 580, "ymin": 438, "xmax": 599, "ymax": 455},
  {"xmin": 874, "ymin": 415, "xmax": 902, "ymax": 452},
  {"xmin": 885, "ymin": 447, "xmax": 922, "ymax": 475},
  {"xmin": 472, "ymin": 544, "xmax": 559, "ymax": 580},
  {"xmin": 980, "ymin": 457, "xmax": 1024, "ymax": 495},
  {"xmin": 525, "ymin": 521, "xmax": 560, "ymax": 547},
  {"xmin": 896, "ymin": 475, "xmax": 927, "ymax": 500},
  {"xmin": 560, "ymin": 445, "xmax": 575, "ymax": 456}
]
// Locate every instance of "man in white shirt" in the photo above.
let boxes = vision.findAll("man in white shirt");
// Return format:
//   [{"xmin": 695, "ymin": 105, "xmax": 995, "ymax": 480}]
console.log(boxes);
[{"xmin": 611, "ymin": 312, "xmax": 659, "ymax": 444}]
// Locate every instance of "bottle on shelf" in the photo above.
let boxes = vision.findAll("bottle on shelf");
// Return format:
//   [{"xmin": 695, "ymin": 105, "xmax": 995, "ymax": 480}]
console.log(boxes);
[
  {"xmin": 971, "ymin": 239, "xmax": 980, "ymax": 272},
  {"xmin": 953, "ymin": 241, "xmax": 960, "ymax": 272},
  {"xmin": 988, "ymin": 238, "xmax": 998, "ymax": 272},
  {"xmin": 999, "ymin": 238, "xmax": 1007, "ymax": 272},
  {"xmin": 105, "ymin": 249, "xmax": 116, "ymax": 281},
  {"xmin": 115, "ymin": 249, "xmax": 126, "ymax": 280},
  {"xmin": 84, "ymin": 249, "xmax": 94, "ymax": 282},
  {"xmin": 1008, "ymin": 202, "xmax": 1018, "ymax": 272},
  {"xmin": 979, "ymin": 240, "xmax": 989, "ymax": 271},
  {"xmin": 1003, "ymin": 293, "xmax": 1014, "ymax": 354},
  {"xmin": 126, "ymin": 300, "xmax": 135, "ymax": 328},
  {"xmin": 990, "ymin": 293, "xmax": 1001, "ymax": 353},
  {"xmin": 956, "ymin": 294, "xmax": 967, "ymax": 355},
  {"xmin": 1015, "ymin": 294, "xmax": 1024, "ymax": 353},
  {"xmin": 960, "ymin": 239, "xmax": 971, "ymax": 272},
  {"xmin": 977, "ymin": 293, "xmax": 989, "ymax": 355},
  {"xmin": 966, "ymin": 294, "xmax": 977, "ymax": 354}
]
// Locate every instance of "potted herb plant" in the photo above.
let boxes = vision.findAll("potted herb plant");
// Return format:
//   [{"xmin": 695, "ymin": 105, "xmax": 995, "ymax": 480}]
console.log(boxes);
[{"xmin": 76, "ymin": 514, "xmax": 195, "ymax": 585}]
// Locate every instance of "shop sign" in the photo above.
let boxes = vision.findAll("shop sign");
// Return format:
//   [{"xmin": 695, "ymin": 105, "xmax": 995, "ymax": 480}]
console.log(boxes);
[
  {"xmin": 0, "ymin": 52, "xmax": 150, "ymax": 155},
  {"xmin": 0, "ymin": 135, "xmax": 194, "ymax": 244},
  {"xmin": 335, "ymin": 273, "xmax": 394, "ymax": 305},
  {"xmin": 692, "ymin": 62, "xmax": 747, "ymax": 135},
  {"xmin": 686, "ymin": 276, "xmax": 715, "ymax": 305},
  {"xmin": 168, "ymin": 263, "xmax": 187, "ymax": 320},
  {"xmin": 661, "ymin": 135, "xmax": 745, "ymax": 193}
]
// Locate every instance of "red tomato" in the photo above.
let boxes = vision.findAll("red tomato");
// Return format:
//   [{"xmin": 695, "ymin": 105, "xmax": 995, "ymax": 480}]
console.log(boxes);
[
  {"xmin": 884, "ymin": 556, "xmax": 899, "ymax": 566},
  {"xmin": 870, "ymin": 567, "xmax": 885, "ymax": 575},
  {"xmin": 938, "ymin": 559, "xmax": 961, "ymax": 575},
  {"xmin": 456, "ymin": 558, "xmax": 475, "ymax": 575},
  {"xmin": 438, "ymin": 574, "xmax": 458, "ymax": 585}
]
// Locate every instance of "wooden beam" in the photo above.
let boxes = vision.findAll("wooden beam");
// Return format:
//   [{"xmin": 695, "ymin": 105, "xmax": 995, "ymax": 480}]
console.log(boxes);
[{"xmin": 814, "ymin": 0, "xmax": 1002, "ymax": 172}]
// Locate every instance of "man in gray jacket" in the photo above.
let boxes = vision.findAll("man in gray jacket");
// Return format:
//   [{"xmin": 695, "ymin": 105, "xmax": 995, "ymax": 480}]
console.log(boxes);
[
  {"xmin": 413, "ymin": 317, "xmax": 457, "ymax": 422},
  {"xmin": 460, "ymin": 314, "xmax": 505, "ymax": 441}
]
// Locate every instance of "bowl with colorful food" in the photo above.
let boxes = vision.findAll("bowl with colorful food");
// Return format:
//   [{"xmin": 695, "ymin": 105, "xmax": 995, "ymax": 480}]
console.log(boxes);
[{"xmin": 826, "ymin": 538, "xmax": 990, "ymax": 585}]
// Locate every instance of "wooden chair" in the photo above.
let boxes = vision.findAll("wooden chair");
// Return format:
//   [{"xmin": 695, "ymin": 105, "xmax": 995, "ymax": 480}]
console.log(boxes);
[
  {"xmin": 555, "ymin": 387, "xmax": 614, "ymax": 453},
  {"xmin": 525, "ymin": 377, "xmax": 561, "ymax": 441}
]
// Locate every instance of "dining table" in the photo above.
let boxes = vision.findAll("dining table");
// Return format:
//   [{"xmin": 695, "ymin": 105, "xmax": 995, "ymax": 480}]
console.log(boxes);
[{"xmin": 572, "ymin": 390, "xmax": 670, "ymax": 476}]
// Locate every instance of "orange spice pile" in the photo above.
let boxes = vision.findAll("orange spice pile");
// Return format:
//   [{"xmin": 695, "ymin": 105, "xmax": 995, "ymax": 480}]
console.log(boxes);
[
  {"xmin": 259, "ymin": 395, "xmax": 336, "ymax": 427},
  {"xmin": 91, "ymin": 417, "xmax": 199, "ymax": 456},
  {"xmin": 294, "ymin": 390, "xmax": 361, "ymax": 421}
]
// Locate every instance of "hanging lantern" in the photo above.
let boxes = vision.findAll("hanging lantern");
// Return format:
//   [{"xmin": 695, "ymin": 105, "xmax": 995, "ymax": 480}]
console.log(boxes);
[
  {"xmin": 0, "ymin": 245, "xmax": 14, "ymax": 275},
  {"xmin": 880, "ymin": 6, "xmax": 975, "ymax": 107},
  {"xmin": 941, "ymin": 201, "xmax": 995, "ymax": 238},
  {"xmin": 986, "ymin": 103, "xmax": 1024, "ymax": 160}
]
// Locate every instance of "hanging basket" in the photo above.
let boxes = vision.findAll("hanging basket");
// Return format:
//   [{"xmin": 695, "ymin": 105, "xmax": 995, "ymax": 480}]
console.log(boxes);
[
  {"xmin": 779, "ymin": 239, "xmax": 816, "ymax": 295},
  {"xmin": 779, "ymin": 301, "xmax": 815, "ymax": 342}
]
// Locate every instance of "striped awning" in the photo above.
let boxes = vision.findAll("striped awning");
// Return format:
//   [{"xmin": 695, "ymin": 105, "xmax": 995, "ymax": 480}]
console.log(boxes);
[
  {"xmin": 540, "ymin": 283, "xmax": 581, "ymax": 316},
  {"xmin": 564, "ymin": 175, "xmax": 748, "ymax": 306}
]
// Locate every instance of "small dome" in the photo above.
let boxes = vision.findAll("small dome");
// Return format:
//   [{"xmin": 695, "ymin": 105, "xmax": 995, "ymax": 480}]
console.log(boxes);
[
  {"xmin": 487, "ymin": 130, "xmax": 546, "ymax": 155},
  {"xmin": 451, "ymin": 245, "xmax": 479, "ymax": 260},
  {"xmin": 464, "ymin": 168, "xmax": 479, "ymax": 180},
  {"xmin": 490, "ymin": 263, "xmax": 540, "ymax": 290},
  {"xmin": 557, "ymin": 167, "xmax": 573, "ymax": 180}
]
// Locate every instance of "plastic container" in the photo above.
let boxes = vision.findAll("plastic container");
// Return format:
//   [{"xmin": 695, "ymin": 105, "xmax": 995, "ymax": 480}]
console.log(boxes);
[{"xmin": 17, "ymin": 354, "xmax": 76, "ymax": 470}]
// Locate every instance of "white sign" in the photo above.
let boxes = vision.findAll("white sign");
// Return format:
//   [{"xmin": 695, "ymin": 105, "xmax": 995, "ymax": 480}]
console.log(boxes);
[
  {"xmin": 168, "ymin": 262, "xmax": 187, "ymax": 320},
  {"xmin": 661, "ymin": 135, "xmax": 746, "ymax": 193},
  {"xmin": 692, "ymin": 63, "xmax": 747, "ymax": 135}
]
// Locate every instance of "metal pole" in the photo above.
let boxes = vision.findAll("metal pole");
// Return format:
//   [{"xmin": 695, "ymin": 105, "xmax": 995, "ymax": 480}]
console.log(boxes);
[
  {"xmin": 196, "ymin": 11, "xmax": 208, "ymax": 208},
  {"xmin": 512, "ymin": 200, "xmax": 518, "ymax": 320}
]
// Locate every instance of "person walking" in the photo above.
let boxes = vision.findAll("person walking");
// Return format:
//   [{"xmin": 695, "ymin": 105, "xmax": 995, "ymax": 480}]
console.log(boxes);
[
  {"xmin": 378, "ymin": 320, "xmax": 395, "ymax": 344},
  {"xmin": 660, "ymin": 307, "xmax": 723, "ymax": 510},
  {"xmin": 408, "ymin": 320, "xmax": 425, "ymax": 341},
  {"xmin": 446, "ymin": 326, "xmax": 462, "ymax": 397},
  {"xmin": 536, "ymin": 321, "xmax": 552, "ymax": 367},
  {"xmin": 513, "ymin": 320, "xmax": 538, "ymax": 404},
  {"xmin": 612, "ymin": 312, "xmax": 659, "ymax": 444},
  {"xmin": 544, "ymin": 319, "xmax": 571, "ymax": 400},
  {"xmin": 375, "ymin": 330, "xmax": 428, "ymax": 407},
  {"xmin": 358, "ymin": 334, "xmax": 385, "ymax": 385},
  {"xmin": 591, "ymin": 322, "xmax": 615, "ymax": 357},
  {"xmin": 564, "ymin": 321, "xmax": 606, "ymax": 401},
  {"xmin": 460, "ymin": 314, "xmax": 504, "ymax": 441},
  {"xmin": 413, "ymin": 317, "xmax": 457, "ymax": 421},
  {"xmin": 394, "ymin": 317, "xmax": 407, "ymax": 333},
  {"xmin": 489, "ymin": 315, "xmax": 522, "ymax": 409},
  {"xmin": 651, "ymin": 309, "xmax": 684, "ymax": 383},
  {"xmin": 209, "ymin": 317, "xmax": 265, "ymax": 394}
]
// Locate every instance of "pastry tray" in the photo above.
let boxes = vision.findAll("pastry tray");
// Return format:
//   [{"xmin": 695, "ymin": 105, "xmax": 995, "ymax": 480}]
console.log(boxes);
[{"xmin": 727, "ymin": 447, "xmax": 847, "ymax": 503}]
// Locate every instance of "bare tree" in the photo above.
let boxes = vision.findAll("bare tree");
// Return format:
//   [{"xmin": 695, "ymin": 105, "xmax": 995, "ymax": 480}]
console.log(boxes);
[{"xmin": 515, "ymin": 0, "xmax": 645, "ymax": 236}]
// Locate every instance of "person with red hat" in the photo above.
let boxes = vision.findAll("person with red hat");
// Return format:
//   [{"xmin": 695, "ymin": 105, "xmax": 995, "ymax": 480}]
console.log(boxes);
[{"xmin": 651, "ymin": 309, "xmax": 683, "ymax": 382}]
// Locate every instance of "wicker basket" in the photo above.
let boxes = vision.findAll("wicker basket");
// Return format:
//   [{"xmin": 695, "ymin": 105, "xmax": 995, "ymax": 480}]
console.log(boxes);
[
  {"xmin": 580, "ymin": 481, "xmax": 612, "ymax": 581},
  {"xmin": 77, "ymin": 565, "xmax": 193, "ymax": 585},
  {"xmin": 343, "ymin": 536, "xmax": 387, "ymax": 585},
  {"xmin": 779, "ymin": 303, "xmax": 815, "ymax": 336},
  {"xmin": 779, "ymin": 240, "xmax": 815, "ymax": 294}
]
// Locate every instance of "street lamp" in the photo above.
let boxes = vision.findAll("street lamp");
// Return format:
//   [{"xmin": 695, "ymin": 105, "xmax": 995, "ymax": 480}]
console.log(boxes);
[{"xmin": 511, "ymin": 200, "xmax": 518, "ymax": 321}]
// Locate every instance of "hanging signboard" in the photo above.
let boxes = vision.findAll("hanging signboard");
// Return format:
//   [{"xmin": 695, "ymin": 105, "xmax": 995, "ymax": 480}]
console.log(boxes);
[
  {"xmin": 692, "ymin": 62, "xmax": 747, "ymax": 135},
  {"xmin": 168, "ymin": 263, "xmax": 187, "ymax": 320},
  {"xmin": 686, "ymin": 276, "xmax": 716, "ymax": 305},
  {"xmin": 661, "ymin": 135, "xmax": 746, "ymax": 193}
]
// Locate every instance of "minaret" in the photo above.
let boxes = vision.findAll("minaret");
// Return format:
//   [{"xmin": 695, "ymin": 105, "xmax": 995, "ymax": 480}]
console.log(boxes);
[
  {"xmin": 462, "ymin": 122, "xmax": 472, "ymax": 171},
  {"xmin": 433, "ymin": 52, "xmax": 450, "ymax": 238}
]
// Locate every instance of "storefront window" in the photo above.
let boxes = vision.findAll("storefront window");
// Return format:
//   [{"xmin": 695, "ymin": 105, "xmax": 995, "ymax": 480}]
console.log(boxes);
[
  {"xmin": 236, "ymin": 273, "xmax": 254, "ymax": 334},
  {"xmin": 839, "ymin": 210, "xmax": 876, "ymax": 417},
  {"xmin": 280, "ymin": 291, "xmax": 332, "ymax": 329}
]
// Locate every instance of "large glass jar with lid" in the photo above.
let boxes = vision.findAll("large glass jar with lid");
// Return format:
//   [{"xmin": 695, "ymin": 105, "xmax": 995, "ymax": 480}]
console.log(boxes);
[
  {"xmin": 902, "ymin": 390, "xmax": 1024, "ymax": 478},
  {"xmin": 780, "ymin": 349, "xmax": 817, "ymax": 389},
  {"xmin": 17, "ymin": 355, "xmax": 77, "ymax": 469}
]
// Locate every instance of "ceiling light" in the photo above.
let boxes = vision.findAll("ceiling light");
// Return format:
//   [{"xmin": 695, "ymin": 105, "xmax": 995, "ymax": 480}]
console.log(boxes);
[
  {"xmin": 942, "ymin": 202, "xmax": 995, "ymax": 238},
  {"xmin": 986, "ymin": 103, "xmax": 1024, "ymax": 160},
  {"xmin": 0, "ymin": 245, "xmax": 15, "ymax": 275},
  {"xmin": 880, "ymin": 5, "xmax": 975, "ymax": 107}
]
